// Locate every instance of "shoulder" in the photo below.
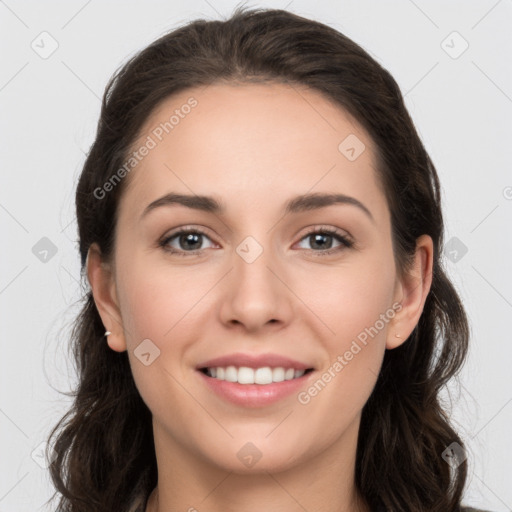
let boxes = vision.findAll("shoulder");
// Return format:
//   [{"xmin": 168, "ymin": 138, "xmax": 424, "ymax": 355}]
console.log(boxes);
[
  {"xmin": 128, "ymin": 492, "xmax": 151, "ymax": 512},
  {"xmin": 127, "ymin": 503, "xmax": 142, "ymax": 512},
  {"xmin": 127, "ymin": 495, "xmax": 146, "ymax": 512},
  {"xmin": 461, "ymin": 507, "xmax": 495, "ymax": 512},
  {"xmin": 126, "ymin": 473, "xmax": 152, "ymax": 512}
]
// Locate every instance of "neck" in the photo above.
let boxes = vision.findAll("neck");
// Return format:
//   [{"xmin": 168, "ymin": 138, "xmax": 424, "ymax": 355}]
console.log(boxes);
[{"xmin": 146, "ymin": 415, "xmax": 370, "ymax": 512}]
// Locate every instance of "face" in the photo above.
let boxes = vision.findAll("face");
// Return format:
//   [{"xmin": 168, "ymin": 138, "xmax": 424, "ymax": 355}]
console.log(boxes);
[{"xmin": 89, "ymin": 82, "xmax": 431, "ymax": 475}]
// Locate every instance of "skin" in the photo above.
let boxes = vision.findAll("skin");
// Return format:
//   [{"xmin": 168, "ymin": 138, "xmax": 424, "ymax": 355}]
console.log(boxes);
[{"xmin": 87, "ymin": 82, "xmax": 433, "ymax": 512}]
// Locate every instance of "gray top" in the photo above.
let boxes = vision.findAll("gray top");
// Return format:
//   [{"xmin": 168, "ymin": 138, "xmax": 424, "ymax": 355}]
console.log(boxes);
[
  {"xmin": 128, "ymin": 493, "xmax": 493, "ymax": 512},
  {"xmin": 125, "ymin": 472, "xmax": 493, "ymax": 512}
]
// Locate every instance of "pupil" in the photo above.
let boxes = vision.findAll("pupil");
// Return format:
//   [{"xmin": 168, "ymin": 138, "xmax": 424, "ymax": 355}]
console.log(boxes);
[
  {"xmin": 311, "ymin": 233, "xmax": 332, "ymax": 250},
  {"xmin": 181, "ymin": 233, "xmax": 201, "ymax": 250}
]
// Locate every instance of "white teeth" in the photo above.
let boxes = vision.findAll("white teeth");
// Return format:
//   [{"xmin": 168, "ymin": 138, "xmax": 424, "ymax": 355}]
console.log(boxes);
[
  {"xmin": 239, "ymin": 366, "xmax": 255, "ymax": 384},
  {"xmin": 272, "ymin": 367, "xmax": 285, "ymax": 382},
  {"xmin": 225, "ymin": 365, "xmax": 237, "ymax": 383},
  {"xmin": 255, "ymin": 367, "xmax": 272, "ymax": 384},
  {"xmin": 205, "ymin": 366, "xmax": 308, "ymax": 385}
]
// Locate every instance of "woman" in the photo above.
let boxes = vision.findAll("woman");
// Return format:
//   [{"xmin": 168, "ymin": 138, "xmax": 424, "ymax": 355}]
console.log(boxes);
[{"xmin": 45, "ymin": 6, "xmax": 492, "ymax": 512}]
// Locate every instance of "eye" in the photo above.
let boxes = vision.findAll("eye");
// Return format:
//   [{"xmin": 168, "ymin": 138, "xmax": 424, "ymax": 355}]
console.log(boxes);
[
  {"xmin": 158, "ymin": 225, "xmax": 354, "ymax": 257},
  {"xmin": 295, "ymin": 227, "xmax": 353, "ymax": 255},
  {"xmin": 159, "ymin": 227, "xmax": 216, "ymax": 256}
]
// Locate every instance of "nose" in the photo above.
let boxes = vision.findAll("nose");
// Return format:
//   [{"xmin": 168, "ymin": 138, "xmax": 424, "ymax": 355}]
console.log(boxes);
[{"xmin": 219, "ymin": 239, "xmax": 294, "ymax": 333}]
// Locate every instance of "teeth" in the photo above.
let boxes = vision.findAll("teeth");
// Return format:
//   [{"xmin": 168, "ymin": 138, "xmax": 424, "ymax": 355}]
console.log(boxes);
[
  {"xmin": 272, "ymin": 367, "xmax": 285, "ymax": 382},
  {"xmin": 204, "ymin": 366, "xmax": 308, "ymax": 385}
]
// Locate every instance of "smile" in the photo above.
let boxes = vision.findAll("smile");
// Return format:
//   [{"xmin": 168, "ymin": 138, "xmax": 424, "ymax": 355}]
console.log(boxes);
[{"xmin": 200, "ymin": 366, "xmax": 314, "ymax": 385}]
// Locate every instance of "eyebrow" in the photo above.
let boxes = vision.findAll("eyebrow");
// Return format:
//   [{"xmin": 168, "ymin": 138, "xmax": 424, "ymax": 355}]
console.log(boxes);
[{"xmin": 141, "ymin": 192, "xmax": 374, "ymax": 223}]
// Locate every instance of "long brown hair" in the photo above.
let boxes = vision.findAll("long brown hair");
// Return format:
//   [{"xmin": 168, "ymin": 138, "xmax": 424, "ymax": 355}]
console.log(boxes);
[{"xmin": 46, "ymin": 6, "xmax": 470, "ymax": 511}]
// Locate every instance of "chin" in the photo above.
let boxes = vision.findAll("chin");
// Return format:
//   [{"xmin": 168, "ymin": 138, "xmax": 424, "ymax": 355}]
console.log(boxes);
[{"xmin": 197, "ymin": 437, "xmax": 311, "ymax": 475}]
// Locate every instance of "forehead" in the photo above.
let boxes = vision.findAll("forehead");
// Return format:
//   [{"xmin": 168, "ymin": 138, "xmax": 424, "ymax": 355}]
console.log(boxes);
[{"xmin": 119, "ymin": 81, "xmax": 386, "ymax": 222}]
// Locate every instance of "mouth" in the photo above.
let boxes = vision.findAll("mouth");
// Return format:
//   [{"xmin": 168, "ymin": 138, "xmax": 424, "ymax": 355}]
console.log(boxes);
[{"xmin": 198, "ymin": 366, "xmax": 315, "ymax": 385}]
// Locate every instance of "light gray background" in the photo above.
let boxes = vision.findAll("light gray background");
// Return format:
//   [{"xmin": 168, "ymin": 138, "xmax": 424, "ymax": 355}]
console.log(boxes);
[{"xmin": 1, "ymin": 1, "xmax": 511, "ymax": 510}]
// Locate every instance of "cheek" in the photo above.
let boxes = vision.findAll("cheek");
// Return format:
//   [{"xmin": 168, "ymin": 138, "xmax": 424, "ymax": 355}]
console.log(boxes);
[
  {"xmin": 116, "ymin": 261, "xmax": 207, "ymax": 419},
  {"xmin": 292, "ymin": 249, "xmax": 395, "ymax": 400},
  {"xmin": 116, "ymin": 254, "xmax": 216, "ymax": 343},
  {"xmin": 294, "ymin": 249, "xmax": 396, "ymax": 343}
]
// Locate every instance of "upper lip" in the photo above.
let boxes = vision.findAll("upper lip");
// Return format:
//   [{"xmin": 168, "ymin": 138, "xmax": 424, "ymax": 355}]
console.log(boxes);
[{"xmin": 196, "ymin": 352, "xmax": 314, "ymax": 370}]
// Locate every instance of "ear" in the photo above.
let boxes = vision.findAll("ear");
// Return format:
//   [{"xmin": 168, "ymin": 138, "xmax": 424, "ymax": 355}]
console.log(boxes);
[
  {"xmin": 86, "ymin": 243, "xmax": 127, "ymax": 352},
  {"xmin": 386, "ymin": 234, "xmax": 434, "ymax": 350}
]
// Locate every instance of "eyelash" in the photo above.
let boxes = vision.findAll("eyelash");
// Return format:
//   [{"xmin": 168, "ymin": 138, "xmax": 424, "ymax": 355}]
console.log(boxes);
[{"xmin": 158, "ymin": 226, "xmax": 354, "ymax": 257}]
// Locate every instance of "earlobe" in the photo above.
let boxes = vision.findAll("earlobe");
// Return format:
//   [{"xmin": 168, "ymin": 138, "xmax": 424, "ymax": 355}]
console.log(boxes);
[
  {"xmin": 386, "ymin": 234, "xmax": 434, "ymax": 350},
  {"xmin": 86, "ymin": 243, "xmax": 127, "ymax": 352}
]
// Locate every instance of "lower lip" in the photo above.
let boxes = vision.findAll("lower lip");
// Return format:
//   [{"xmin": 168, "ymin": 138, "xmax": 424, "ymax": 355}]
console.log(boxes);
[{"xmin": 197, "ymin": 370, "xmax": 314, "ymax": 407}]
